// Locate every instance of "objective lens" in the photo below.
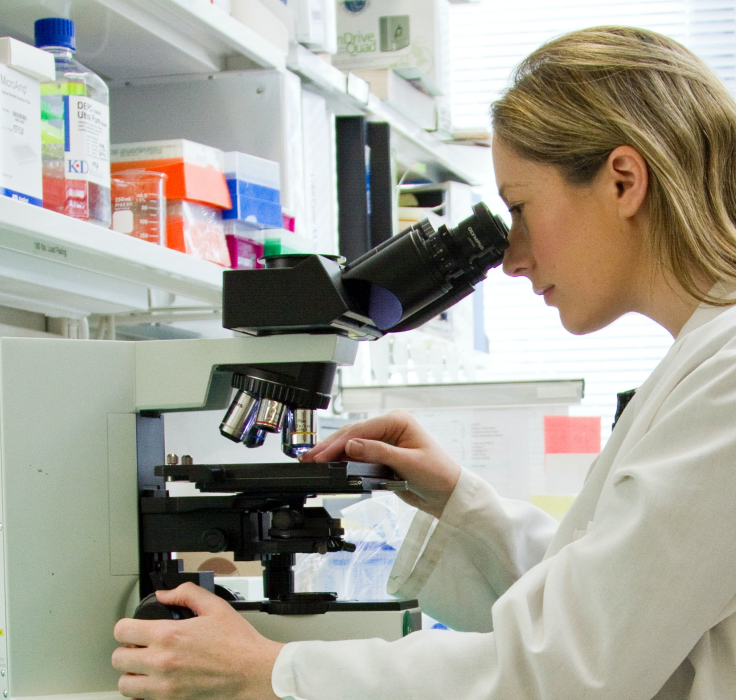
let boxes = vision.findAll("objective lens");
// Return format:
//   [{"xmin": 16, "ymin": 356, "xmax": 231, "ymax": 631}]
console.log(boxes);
[
  {"xmin": 244, "ymin": 426, "xmax": 267, "ymax": 448},
  {"xmin": 342, "ymin": 202, "xmax": 508, "ymax": 332},
  {"xmin": 281, "ymin": 408, "xmax": 317, "ymax": 458},
  {"xmin": 252, "ymin": 398, "xmax": 286, "ymax": 433},
  {"xmin": 220, "ymin": 390, "xmax": 259, "ymax": 443}
]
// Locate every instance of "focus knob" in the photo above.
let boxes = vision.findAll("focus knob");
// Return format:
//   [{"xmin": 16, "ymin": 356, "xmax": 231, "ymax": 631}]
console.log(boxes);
[{"xmin": 133, "ymin": 592, "xmax": 195, "ymax": 620}]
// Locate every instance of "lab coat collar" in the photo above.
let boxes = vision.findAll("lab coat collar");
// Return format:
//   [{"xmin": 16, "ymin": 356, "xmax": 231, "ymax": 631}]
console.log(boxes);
[{"xmin": 676, "ymin": 280, "xmax": 736, "ymax": 340}]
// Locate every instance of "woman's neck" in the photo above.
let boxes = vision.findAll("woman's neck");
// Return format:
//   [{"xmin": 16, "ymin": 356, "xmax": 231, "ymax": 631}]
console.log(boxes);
[{"xmin": 637, "ymin": 269, "xmax": 714, "ymax": 338}]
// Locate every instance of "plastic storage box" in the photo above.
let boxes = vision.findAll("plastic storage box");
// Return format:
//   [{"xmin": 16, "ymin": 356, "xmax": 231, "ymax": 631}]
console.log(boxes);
[{"xmin": 223, "ymin": 151, "xmax": 282, "ymax": 229}]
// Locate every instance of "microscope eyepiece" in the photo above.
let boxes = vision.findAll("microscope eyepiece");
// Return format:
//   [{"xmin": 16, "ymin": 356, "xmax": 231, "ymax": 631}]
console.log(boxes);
[{"xmin": 341, "ymin": 202, "xmax": 509, "ymax": 332}]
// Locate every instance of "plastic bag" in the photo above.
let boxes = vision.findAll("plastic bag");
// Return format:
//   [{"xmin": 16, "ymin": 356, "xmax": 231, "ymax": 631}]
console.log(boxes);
[{"xmin": 294, "ymin": 493, "xmax": 416, "ymax": 601}]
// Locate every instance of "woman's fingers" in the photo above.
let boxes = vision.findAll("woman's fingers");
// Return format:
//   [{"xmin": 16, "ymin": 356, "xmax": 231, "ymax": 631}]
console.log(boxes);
[
  {"xmin": 303, "ymin": 420, "xmax": 380, "ymax": 462},
  {"xmin": 344, "ymin": 439, "xmax": 419, "ymax": 478},
  {"xmin": 114, "ymin": 618, "xmax": 158, "ymax": 648},
  {"xmin": 155, "ymin": 582, "xmax": 227, "ymax": 617},
  {"xmin": 300, "ymin": 410, "xmax": 461, "ymax": 518},
  {"xmin": 112, "ymin": 646, "xmax": 149, "ymax": 675},
  {"xmin": 118, "ymin": 673, "xmax": 156, "ymax": 699},
  {"xmin": 304, "ymin": 411, "xmax": 416, "ymax": 463}
]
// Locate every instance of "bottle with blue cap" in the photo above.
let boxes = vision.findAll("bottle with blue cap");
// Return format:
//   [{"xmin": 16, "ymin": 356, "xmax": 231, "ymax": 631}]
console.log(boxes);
[{"xmin": 35, "ymin": 18, "xmax": 111, "ymax": 227}]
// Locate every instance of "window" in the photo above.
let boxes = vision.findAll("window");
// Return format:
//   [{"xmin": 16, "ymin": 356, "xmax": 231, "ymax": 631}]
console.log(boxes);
[
  {"xmin": 450, "ymin": 1, "xmax": 734, "ymax": 438},
  {"xmin": 450, "ymin": 1, "xmax": 736, "ymax": 132}
]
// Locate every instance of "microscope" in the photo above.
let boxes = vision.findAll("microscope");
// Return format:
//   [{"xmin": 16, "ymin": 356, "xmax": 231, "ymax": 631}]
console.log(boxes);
[
  {"xmin": 0, "ymin": 203, "xmax": 507, "ymax": 697},
  {"xmin": 136, "ymin": 202, "xmax": 510, "ymax": 635}
]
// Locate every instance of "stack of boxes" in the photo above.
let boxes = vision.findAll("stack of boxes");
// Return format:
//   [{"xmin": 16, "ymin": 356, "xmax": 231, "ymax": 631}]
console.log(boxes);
[
  {"xmin": 222, "ymin": 150, "xmax": 316, "ymax": 265},
  {"xmin": 222, "ymin": 151, "xmax": 282, "ymax": 269},
  {"xmin": 111, "ymin": 139, "xmax": 232, "ymax": 266},
  {"xmin": 110, "ymin": 140, "xmax": 302, "ymax": 269}
]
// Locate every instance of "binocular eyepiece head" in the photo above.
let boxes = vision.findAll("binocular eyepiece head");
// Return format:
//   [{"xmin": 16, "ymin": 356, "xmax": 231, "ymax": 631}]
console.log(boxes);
[{"xmin": 222, "ymin": 201, "xmax": 509, "ymax": 340}]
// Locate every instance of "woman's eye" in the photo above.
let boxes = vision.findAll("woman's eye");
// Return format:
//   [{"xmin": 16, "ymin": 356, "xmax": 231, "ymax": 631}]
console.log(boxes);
[{"xmin": 509, "ymin": 204, "xmax": 523, "ymax": 216}]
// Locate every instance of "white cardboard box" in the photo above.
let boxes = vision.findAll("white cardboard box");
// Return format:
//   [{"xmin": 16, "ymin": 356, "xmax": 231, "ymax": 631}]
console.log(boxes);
[
  {"xmin": 333, "ymin": 0, "xmax": 451, "ymax": 94},
  {"xmin": 0, "ymin": 38, "xmax": 55, "ymax": 207},
  {"xmin": 292, "ymin": 0, "xmax": 338, "ymax": 53}
]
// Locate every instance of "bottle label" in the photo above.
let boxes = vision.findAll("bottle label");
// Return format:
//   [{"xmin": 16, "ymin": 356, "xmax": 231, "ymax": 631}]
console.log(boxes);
[{"xmin": 63, "ymin": 95, "xmax": 110, "ymax": 188}]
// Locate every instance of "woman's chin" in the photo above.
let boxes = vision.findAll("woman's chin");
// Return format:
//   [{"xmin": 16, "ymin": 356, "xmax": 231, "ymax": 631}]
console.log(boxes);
[{"xmin": 558, "ymin": 307, "xmax": 614, "ymax": 335}]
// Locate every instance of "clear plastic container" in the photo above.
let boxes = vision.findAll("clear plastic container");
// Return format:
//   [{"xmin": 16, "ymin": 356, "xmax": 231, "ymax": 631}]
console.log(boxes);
[
  {"xmin": 35, "ymin": 18, "xmax": 111, "ymax": 227},
  {"xmin": 167, "ymin": 200, "xmax": 230, "ymax": 266}
]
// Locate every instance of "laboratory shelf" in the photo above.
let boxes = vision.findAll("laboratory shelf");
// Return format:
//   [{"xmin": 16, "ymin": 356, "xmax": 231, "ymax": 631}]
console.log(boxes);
[
  {"xmin": 287, "ymin": 45, "xmax": 487, "ymax": 186},
  {"xmin": 0, "ymin": 1, "xmax": 488, "ymax": 330},
  {"xmin": 0, "ymin": 198, "xmax": 223, "ymax": 319},
  {"xmin": 0, "ymin": 0, "xmax": 285, "ymax": 81},
  {"xmin": 365, "ymin": 95, "xmax": 484, "ymax": 186},
  {"xmin": 287, "ymin": 44, "xmax": 351, "ymax": 103},
  {"xmin": 1, "ymin": 1, "xmax": 482, "ymax": 183},
  {"xmin": 339, "ymin": 379, "xmax": 585, "ymax": 413}
]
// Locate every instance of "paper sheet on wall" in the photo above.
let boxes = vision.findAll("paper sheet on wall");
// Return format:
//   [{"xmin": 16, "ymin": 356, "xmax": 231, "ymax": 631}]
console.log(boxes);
[{"xmin": 408, "ymin": 407, "xmax": 558, "ymax": 500}]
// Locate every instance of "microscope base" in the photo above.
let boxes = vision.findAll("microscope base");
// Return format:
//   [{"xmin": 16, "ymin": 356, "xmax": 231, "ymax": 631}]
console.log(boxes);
[{"xmin": 237, "ymin": 600, "xmax": 422, "ymax": 643}]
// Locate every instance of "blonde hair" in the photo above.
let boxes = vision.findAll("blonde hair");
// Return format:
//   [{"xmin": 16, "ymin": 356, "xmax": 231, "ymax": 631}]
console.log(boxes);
[{"xmin": 492, "ymin": 26, "xmax": 736, "ymax": 305}]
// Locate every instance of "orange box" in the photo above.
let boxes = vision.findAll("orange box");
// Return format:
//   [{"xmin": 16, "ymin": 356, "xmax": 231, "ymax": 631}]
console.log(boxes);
[{"xmin": 110, "ymin": 139, "xmax": 231, "ymax": 209}]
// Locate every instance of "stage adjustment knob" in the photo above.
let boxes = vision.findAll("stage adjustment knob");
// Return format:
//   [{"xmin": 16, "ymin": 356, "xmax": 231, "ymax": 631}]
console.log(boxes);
[{"xmin": 201, "ymin": 528, "xmax": 227, "ymax": 552}]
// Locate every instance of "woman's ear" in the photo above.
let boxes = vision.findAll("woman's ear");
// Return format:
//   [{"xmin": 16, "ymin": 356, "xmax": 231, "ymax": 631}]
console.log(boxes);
[{"xmin": 605, "ymin": 145, "xmax": 649, "ymax": 218}]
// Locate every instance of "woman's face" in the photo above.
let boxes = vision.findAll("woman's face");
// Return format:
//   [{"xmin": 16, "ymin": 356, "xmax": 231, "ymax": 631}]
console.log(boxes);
[{"xmin": 492, "ymin": 137, "xmax": 650, "ymax": 335}]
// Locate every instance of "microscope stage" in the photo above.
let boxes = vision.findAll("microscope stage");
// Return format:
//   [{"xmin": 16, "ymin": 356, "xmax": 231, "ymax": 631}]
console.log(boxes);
[{"xmin": 156, "ymin": 460, "xmax": 404, "ymax": 495}]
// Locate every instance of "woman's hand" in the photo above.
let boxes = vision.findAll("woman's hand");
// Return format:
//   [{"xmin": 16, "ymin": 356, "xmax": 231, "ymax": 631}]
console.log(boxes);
[
  {"xmin": 112, "ymin": 583, "xmax": 284, "ymax": 700},
  {"xmin": 302, "ymin": 410, "xmax": 461, "ymax": 519}
]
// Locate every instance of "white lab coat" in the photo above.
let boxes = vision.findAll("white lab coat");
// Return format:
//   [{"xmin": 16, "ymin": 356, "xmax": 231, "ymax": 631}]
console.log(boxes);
[{"xmin": 272, "ymin": 289, "xmax": 736, "ymax": 700}]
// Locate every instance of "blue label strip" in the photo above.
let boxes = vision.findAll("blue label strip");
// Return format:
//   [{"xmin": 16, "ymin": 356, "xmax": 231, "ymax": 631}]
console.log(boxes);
[
  {"xmin": 63, "ymin": 95, "xmax": 70, "ymax": 153},
  {"xmin": 1, "ymin": 188, "xmax": 43, "ymax": 207}
]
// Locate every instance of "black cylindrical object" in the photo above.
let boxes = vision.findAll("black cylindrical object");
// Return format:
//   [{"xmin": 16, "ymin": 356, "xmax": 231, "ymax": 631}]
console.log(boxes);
[
  {"xmin": 262, "ymin": 553, "xmax": 295, "ymax": 599},
  {"xmin": 342, "ymin": 202, "xmax": 508, "ymax": 331}
]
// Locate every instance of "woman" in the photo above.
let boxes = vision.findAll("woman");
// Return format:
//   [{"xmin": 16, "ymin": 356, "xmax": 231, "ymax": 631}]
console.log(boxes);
[{"xmin": 113, "ymin": 26, "xmax": 736, "ymax": 699}]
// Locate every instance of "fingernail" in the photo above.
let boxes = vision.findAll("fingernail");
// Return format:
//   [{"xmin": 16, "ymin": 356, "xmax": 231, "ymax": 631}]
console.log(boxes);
[{"xmin": 346, "ymin": 439, "xmax": 364, "ymax": 457}]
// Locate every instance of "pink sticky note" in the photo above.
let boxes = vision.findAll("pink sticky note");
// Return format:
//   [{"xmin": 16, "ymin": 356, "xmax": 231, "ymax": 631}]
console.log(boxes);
[{"xmin": 544, "ymin": 416, "xmax": 601, "ymax": 454}]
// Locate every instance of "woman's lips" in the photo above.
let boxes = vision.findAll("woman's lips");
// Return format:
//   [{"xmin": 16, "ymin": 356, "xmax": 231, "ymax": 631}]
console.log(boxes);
[{"xmin": 534, "ymin": 285, "xmax": 555, "ymax": 303}]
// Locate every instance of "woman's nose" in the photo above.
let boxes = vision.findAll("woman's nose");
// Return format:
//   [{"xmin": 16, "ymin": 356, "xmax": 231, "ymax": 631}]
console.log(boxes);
[{"xmin": 502, "ymin": 226, "xmax": 533, "ymax": 278}]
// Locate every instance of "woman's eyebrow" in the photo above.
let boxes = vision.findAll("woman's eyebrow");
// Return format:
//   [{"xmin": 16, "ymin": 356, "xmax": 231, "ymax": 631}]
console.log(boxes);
[{"xmin": 498, "ymin": 182, "xmax": 524, "ymax": 204}]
